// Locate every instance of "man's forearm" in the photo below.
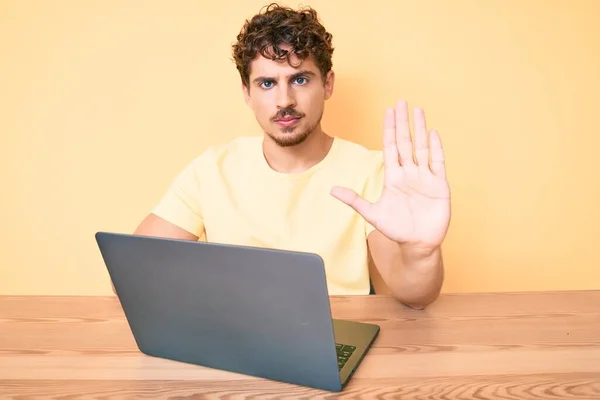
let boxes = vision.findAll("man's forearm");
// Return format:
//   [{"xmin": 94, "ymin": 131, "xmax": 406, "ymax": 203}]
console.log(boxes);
[{"xmin": 368, "ymin": 231, "xmax": 444, "ymax": 309}]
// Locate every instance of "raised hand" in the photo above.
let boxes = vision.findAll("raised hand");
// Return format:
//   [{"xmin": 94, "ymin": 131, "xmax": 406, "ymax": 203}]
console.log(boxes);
[{"xmin": 331, "ymin": 100, "xmax": 451, "ymax": 249}]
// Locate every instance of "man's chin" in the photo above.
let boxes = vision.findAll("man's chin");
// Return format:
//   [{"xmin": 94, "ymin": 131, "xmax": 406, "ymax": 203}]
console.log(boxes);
[{"xmin": 269, "ymin": 130, "xmax": 310, "ymax": 147}]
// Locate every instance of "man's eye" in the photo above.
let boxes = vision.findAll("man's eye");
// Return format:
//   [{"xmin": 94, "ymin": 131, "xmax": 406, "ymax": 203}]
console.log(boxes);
[
  {"xmin": 260, "ymin": 81, "xmax": 274, "ymax": 89},
  {"xmin": 294, "ymin": 77, "xmax": 308, "ymax": 85}
]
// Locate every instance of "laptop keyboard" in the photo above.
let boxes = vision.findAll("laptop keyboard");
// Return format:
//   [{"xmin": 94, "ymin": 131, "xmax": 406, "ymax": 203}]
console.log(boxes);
[{"xmin": 335, "ymin": 343, "xmax": 356, "ymax": 370}]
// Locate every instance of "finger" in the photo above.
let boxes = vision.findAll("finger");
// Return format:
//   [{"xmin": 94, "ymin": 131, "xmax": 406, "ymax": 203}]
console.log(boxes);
[
  {"xmin": 330, "ymin": 186, "xmax": 376, "ymax": 225},
  {"xmin": 413, "ymin": 107, "xmax": 429, "ymax": 167},
  {"xmin": 382, "ymin": 108, "xmax": 399, "ymax": 169},
  {"xmin": 429, "ymin": 129, "xmax": 446, "ymax": 178},
  {"xmin": 395, "ymin": 100, "xmax": 415, "ymax": 167}
]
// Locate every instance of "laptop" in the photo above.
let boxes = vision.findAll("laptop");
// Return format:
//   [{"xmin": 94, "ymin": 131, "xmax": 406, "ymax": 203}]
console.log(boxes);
[{"xmin": 95, "ymin": 231, "xmax": 379, "ymax": 392}]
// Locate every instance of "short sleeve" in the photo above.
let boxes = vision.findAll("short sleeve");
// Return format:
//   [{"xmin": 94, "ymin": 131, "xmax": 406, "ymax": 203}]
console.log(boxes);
[
  {"xmin": 362, "ymin": 151, "xmax": 385, "ymax": 236},
  {"xmin": 151, "ymin": 152, "xmax": 208, "ymax": 237}
]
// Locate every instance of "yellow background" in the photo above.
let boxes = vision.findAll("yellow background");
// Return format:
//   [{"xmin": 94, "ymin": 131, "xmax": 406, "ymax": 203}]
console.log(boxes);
[{"xmin": 2, "ymin": 0, "xmax": 599, "ymax": 295}]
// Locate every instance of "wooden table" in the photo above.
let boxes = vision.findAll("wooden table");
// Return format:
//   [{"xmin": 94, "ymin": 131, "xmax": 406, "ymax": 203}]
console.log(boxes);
[{"xmin": 1, "ymin": 291, "xmax": 599, "ymax": 399}]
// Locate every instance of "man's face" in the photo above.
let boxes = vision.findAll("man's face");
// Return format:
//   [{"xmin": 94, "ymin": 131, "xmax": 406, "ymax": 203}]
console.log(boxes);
[{"xmin": 243, "ymin": 47, "xmax": 334, "ymax": 147}]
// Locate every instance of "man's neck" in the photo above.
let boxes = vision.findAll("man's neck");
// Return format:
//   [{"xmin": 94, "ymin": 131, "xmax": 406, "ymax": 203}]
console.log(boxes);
[{"xmin": 262, "ymin": 129, "xmax": 334, "ymax": 174}]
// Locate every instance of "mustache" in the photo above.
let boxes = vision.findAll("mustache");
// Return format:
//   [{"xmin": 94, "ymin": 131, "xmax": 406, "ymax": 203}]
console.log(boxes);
[{"xmin": 272, "ymin": 108, "xmax": 305, "ymax": 120}]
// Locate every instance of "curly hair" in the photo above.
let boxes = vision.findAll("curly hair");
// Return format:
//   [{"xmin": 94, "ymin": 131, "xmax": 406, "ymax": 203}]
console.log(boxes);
[{"xmin": 232, "ymin": 3, "xmax": 334, "ymax": 87}]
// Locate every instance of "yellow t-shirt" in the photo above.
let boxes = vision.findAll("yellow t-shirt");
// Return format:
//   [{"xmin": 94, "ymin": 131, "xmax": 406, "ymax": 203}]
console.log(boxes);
[{"xmin": 151, "ymin": 136, "xmax": 384, "ymax": 295}]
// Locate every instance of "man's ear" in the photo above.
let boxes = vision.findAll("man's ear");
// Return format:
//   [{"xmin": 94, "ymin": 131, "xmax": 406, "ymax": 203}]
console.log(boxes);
[
  {"xmin": 324, "ymin": 70, "xmax": 335, "ymax": 100},
  {"xmin": 242, "ymin": 83, "xmax": 252, "ymax": 107}
]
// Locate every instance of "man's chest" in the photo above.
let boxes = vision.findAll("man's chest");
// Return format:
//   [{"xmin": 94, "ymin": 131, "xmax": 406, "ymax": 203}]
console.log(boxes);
[{"xmin": 200, "ymin": 176, "xmax": 365, "ymax": 254}]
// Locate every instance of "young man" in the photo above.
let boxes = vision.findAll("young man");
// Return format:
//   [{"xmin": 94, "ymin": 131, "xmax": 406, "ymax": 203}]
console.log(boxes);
[{"xmin": 133, "ymin": 4, "xmax": 451, "ymax": 309}]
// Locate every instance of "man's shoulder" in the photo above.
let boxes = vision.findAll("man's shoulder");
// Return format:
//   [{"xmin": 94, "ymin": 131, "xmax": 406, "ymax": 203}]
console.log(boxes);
[{"xmin": 333, "ymin": 137, "xmax": 383, "ymax": 166}]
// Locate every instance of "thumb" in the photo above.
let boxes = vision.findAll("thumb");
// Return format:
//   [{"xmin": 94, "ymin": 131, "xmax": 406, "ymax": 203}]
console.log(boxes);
[{"xmin": 330, "ymin": 186, "xmax": 376, "ymax": 225}]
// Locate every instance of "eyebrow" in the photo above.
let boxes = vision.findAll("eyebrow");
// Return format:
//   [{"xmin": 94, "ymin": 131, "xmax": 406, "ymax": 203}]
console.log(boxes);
[{"xmin": 252, "ymin": 70, "xmax": 316, "ymax": 84}]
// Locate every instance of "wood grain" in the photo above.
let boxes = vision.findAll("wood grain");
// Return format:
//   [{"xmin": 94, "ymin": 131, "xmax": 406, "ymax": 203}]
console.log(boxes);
[{"xmin": 1, "ymin": 291, "xmax": 599, "ymax": 399}]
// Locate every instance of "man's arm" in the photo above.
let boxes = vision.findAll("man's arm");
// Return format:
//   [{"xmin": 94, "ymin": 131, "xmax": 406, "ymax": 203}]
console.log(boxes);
[
  {"xmin": 367, "ymin": 230, "xmax": 444, "ymax": 309},
  {"xmin": 331, "ymin": 101, "xmax": 450, "ymax": 309},
  {"xmin": 110, "ymin": 214, "xmax": 198, "ymax": 294},
  {"xmin": 134, "ymin": 213, "xmax": 199, "ymax": 241}
]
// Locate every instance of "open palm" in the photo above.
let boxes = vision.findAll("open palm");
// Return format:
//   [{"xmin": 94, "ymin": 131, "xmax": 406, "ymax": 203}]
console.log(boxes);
[{"xmin": 331, "ymin": 100, "xmax": 451, "ymax": 249}]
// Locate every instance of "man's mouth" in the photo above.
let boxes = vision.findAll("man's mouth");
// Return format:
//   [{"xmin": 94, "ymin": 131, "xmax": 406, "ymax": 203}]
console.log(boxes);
[{"xmin": 274, "ymin": 116, "xmax": 301, "ymax": 126}]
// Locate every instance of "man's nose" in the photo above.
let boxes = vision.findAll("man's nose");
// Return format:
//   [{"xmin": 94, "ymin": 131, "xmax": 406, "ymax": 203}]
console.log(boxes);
[{"xmin": 276, "ymin": 85, "xmax": 296, "ymax": 109}]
